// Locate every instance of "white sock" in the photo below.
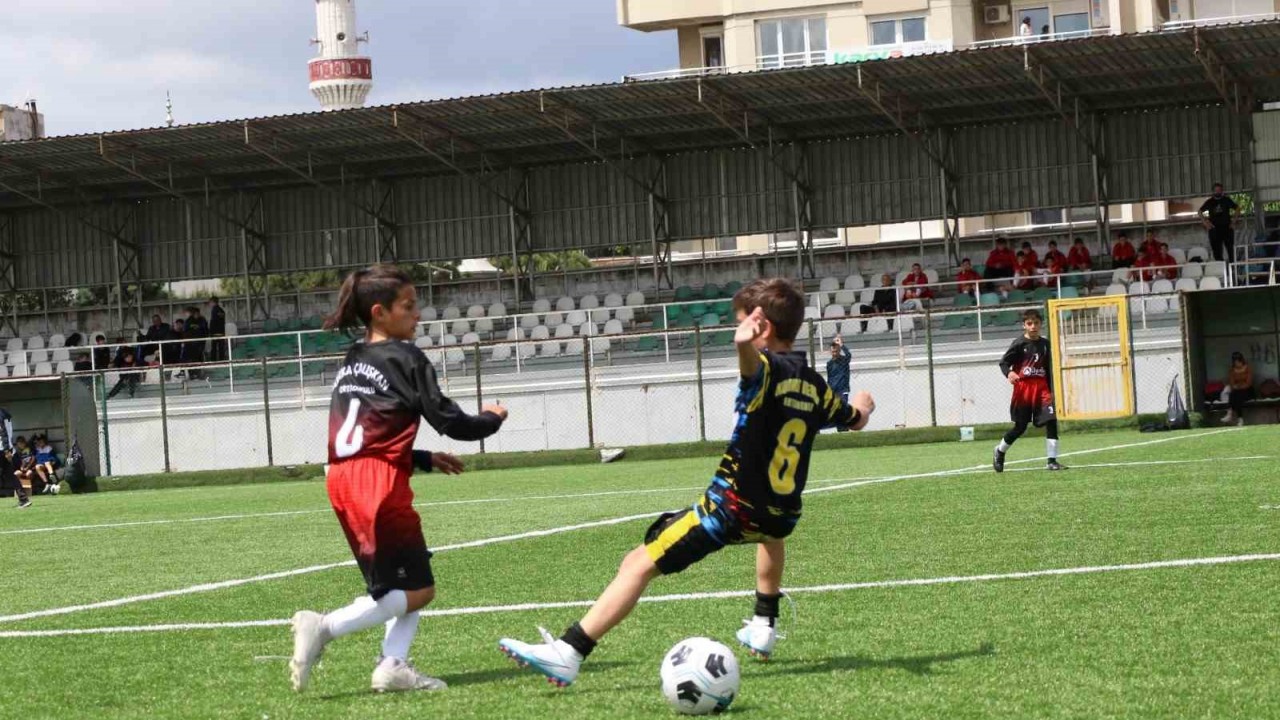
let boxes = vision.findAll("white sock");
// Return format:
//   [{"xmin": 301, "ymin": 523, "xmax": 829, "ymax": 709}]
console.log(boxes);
[
  {"xmin": 322, "ymin": 590, "xmax": 408, "ymax": 640},
  {"xmin": 381, "ymin": 611, "xmax": 421, "ymax": 661},
  {"xmin": 996, "ymin": 440, "xmax": 1011, "ymax": 453},
  {"xmin": 1046, "ymin": 439, "xmax": 1059, "ymax": 459},
  {"xmin": 752, "ymin": 614, "xmax": 776, "ymax": 628}
]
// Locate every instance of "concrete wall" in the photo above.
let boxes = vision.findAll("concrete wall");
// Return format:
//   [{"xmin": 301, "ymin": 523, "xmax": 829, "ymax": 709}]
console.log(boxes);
[{"xmin": 95, "ymin": 334, "xmax": 1184, "ymax": 476}]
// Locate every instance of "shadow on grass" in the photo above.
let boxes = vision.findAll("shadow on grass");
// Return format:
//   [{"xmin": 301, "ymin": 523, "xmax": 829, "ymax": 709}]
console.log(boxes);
[
  {"xmin": 315, "ymin": 660, "xmax": 633, "ymax": 700},
  {"xmin": 756, "ymin": 642, "xmax": 995, "ymax": 678}
]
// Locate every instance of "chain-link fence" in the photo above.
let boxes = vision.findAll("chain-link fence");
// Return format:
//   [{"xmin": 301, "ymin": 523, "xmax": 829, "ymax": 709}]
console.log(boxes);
[{"xmin": 11, "ymin": 291, "xmax": 1185, "ymax": 480}]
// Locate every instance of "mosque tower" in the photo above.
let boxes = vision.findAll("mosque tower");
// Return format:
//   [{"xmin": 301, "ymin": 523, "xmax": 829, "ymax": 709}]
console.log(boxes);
[{"xmin": 309, "ymin": 0, "xmax": 373, "ymax": 111}]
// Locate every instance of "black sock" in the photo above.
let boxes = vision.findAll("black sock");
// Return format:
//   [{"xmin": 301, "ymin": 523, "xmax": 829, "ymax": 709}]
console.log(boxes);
[
  {"xmin": 754, "ymin": 591, "xmax": 781, "ymax": 626},
  {"xmin": 560, "ymin": 621, "xmax": 596, "ymax": 658}
]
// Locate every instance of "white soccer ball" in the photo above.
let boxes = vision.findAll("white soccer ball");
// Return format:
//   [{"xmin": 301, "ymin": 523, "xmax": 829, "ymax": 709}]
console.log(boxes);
[
  {"xmin": 660, "ymin": 637, "xmax": 740, "ymax": 715},
  {"xmin": 49, "ymin": 483, "xmax": 60, "ymax": 495}
]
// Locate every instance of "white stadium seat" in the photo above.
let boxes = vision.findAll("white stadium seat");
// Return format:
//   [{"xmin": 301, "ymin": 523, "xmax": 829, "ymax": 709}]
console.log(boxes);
[
  {"xmin": 545, "ymin": 312, "xmax": 564, "ymax": 328},
  {"xmin": 5, "ymin": 338, "xmax": 22, "ymax": 353},
  {"xmin": 580, "ymin": 294, "xmax": 600, "ymax": 310},
  {"xmin": 819, "ymin": 277, "xmax": 840, "ymax": 293},
  {"xmin": 532, "ymin": 298, "xmax": 552, "ymax": 314},
  {"xmin": 555, "ymin": 296, "xmax": 575, "ymax": 312},
  {"xmin": 517, "ymin": 342, "xmax": 536, "ymax": 360},
  {"xmin": 531, "ymin": 325, "xmax": 551, "ymax": 341},
  {"xmin": 490, "ymin": 344, "xmax": 512, "ymax": 362},
  {"xmin": 442, "ymin": 334, "xmax": 459, "ymax": 346},
  {"xmin": 840, "ymin": 319, "xmax": 862, "ymax": 336},
  {"xmin": 1169, "ymin": 248, "xmax": 1187, "ymax": 264},
  {"xmin": 590, "ymin": 337, "xmax": 610, "ymax": 353},
  {"xmin": 28, "ymin": 349, "xmax": 48, "ymax": 364},
  {"xmin": 1174, "ymin": 278, "xmax": 1198, "ymax": 293},
  {"xmin": 224, "ymin": 322, "xmax": 239, "ymax": 337},
  {"xmin": 1205, "ymin": 261, "xmax": 1226, "ymax": 278},
  {"xmin": 488, "ymin": 303, "xmax": 507, "ymax": 318},
  {"xmin": 1187, "ymin": 246, "xmax": 1209, "ymax": 262},
  {"xmin": 864, "ymin": 317, "xmax": 889, "ymax": 334},
  {"xmin": 844, "ymin": 275, "xmax": 865, "ymax": 291},
  {"xmin": 506, "ymin": 327, "xmax": 524, "ymax": 341},
  {"xmin": 603, "ymin": 319, "xmax": 624, "ymax": 335},
  {"xmin": 555, "ymin": 324, "xmax": 574, "ymax": 339},
  {"xmin": 461, "ymin": 332, "xmax": 480, "ymax": 345},
  {"xmin": 441, "ymin": 306, "xmax": 461, "ymax": 321},
  {"xmin": 1200, "ymin": 277, "xmax": 1222, "ymax": 291},
  {"xmin": 26, "ymin": 336, "xmax": 44, "ymax": 350},
  {"xmin": 614, "ymin": 307, "xmax": 635, "ymax": 324},
  {"xmin": 604, "ymin": 293, "xmax": 624, "ymax": 308},
  {"xmin": 48, "ymin": 334, "xmax": 65, "ymax": 349},
  {"xmin": 1183, "ymin": 263, "xmax": 1203, "ymax": 280},
  {"xmin": 1105, "ymin": 283, "xmax": 1127, "ymax": 296},
  {"xmin": 565, "ymin": 310, "xmax": 587, "ymax": 326},
  {"xmin": 859, "ymin": 289, "xmax": 876, "ymax": 305},
  {"xmin": 56, "ymin": 361, "xmax": 74, "ymax": 374},
  {"xmin": 33, "ymin": 362, "xmax": 53, "ymax": 377},
  {"xmin": 823, "ymin": 304, "xmax": 845, "ymax": 319},
  {"xmin": 540, "ymin": 340, "xmax": 561, "ymax": 357},
  {"xmin": 1150, "ymin": 279, "xmax": 1174, "ymax": 294},
  {"xmin": 420, "ymin": 306, "xmax": 438, "ymax": 322},
  {"xmin": 415, "ymin": 336, "xmax": 434, "ymax": 349},
  {"xmin": 834, "ymin": 290, "xmax": 856, "ymax": 306},
  {"xmin": 590, "ymin": 308, "xmax": 611, "ymax": 324},
  {"xmin": 625, "ymin": 291, "xmax": 646, "ymax": 306},
  {"xmin": 564, "ymin": 338, "xmax": 585, "ymax": 356},
  {"xmin": 466, "ymin": 305, "xmax": 485, "ymax": 319},
  {"xmin": 519, "ymin": 314, "xmax": 540, "ymax": 331},
  {"xmin": 474, "ymin": 318, "xmax": 494, "ymax": 335},
  {"xmin": 450, "ymin": 320, "xmax": 470, "ymax": 336}
]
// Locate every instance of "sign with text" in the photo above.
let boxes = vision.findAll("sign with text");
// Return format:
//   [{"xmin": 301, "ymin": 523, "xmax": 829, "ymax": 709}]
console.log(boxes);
[
  {"xmin": 827, "ymin": 41, "xmax": 953, "ymax": 66},
  {"xmin": 309, "ymin": 58, "xmax": 373, "ymax": 82}
]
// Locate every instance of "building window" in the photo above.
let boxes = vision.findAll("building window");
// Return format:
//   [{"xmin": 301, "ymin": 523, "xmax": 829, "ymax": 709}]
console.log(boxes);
[
  {"xmin": 869, "ymin": 17, "xmax": 926, "ymax": 45},
  {"xmin": 756, "ymin": 16, "xmax": 827, "ymax": 69}
]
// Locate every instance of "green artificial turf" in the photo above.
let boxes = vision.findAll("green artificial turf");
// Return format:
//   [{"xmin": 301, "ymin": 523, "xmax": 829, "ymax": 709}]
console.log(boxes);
[{"xmin": 1, "ymin": 427, "xmax": 1276, "ymax": 719}]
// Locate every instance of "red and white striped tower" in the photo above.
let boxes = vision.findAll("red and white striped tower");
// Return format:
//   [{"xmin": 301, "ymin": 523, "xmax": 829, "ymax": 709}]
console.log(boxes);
[{"xmin": 309, "ymin": 0, "xmax": 373, "ymax": 111}]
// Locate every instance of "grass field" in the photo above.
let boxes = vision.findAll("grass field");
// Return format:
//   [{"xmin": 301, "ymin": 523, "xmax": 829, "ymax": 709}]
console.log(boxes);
[{"xmin": 2, "ymin": 427, "xmax": 1278, "ymax": 719}]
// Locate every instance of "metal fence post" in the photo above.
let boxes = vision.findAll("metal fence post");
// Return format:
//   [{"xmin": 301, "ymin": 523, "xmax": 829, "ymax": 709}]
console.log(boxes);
[
  {"xmin": 925, "ymin": 307, "xmax": 937, "ymax": 427},
  {"xmin": 98, "ymin": 371, "xmax": 112, "ymax": 476},
  {"xmin": 694, "ymin": 324, "xmax": 706, "ymax": 442},
  {"xmin": 158, "ymin": 359, "xmax": 172, "ymax": 473},
  {"xmin": 583, "ymin": 344, "xmax": 595, "ymax": 449},
  {"xmin": 474, "ymin": 342, "xmax": 485, "ymax": 453},
  {"xmin": 261, "ymin": 357, "xmax": 274, "ymax": 466}
]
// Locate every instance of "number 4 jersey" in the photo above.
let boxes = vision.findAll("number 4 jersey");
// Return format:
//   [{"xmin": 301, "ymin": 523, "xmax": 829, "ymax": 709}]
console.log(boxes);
[
  {"xmin": 328, "ymin": 339, "xmax": 504, "ymax": 467},
  {"xmin": 718, "ymin": 349, "xmax": 859, "ymax": 532}
]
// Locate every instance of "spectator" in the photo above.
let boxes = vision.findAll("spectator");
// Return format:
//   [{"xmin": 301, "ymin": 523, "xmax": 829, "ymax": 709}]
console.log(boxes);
[
  {"xmin": 860, "ymin": 273, "xmax": 899, "ymax": 331},
  {"xmin": 72, "ymin": 352, "xmax": 91, "ymax": 372},
  {"xmin": 901, "ymin": 263, "xmax": 934, "ymax": 306},
  {"xmin": 1044, "ymin": 240, "xmax": 1067, "ymax": 267},
  {"xmin": 984, "ymin": 237, "xmax": 1017, "ymax": 286},
  {"xmin": 1134, "ymin": 244, "xmax": 1159, "ymax": 283},
  {"xmin": 142, "ymin": 314, "xmax": 170, "ymax": 362},
  {"xmin": 106, "ymin": 348, "xmax": 142, "ymax": 399},
  {"xmin": 1155, "ymin": 243, "xmax": 1179, "ymax": 280},
  {"xmin": 164, "ymin": 318, "xmax": 185, "ymax": 367},
  {"xmin": 1040, "ymin": 24, "xmax": 1050, "ymax": 35},
  {"xmin": 826, "ymin": 337, "xmax": 851, "ymax": 432},
  {"xmin": 1041, "ymin": 252, "xmax": 1066, "ymax": 287},
  {"xmin": 1140, "ymin": 230, "xmax": 1161, "ymax": 259},
  {"xmin": 208, "ymin": 296, "xmax": 228, "ymax": 363},
  {"xmin": 1112, "ymin": 231, "xmax": 1137, "ymax": 269},
  {"xmin": 32, "ymin": 433, "xmax": 58, "ymax": 495},
  {"xmin": 13, "ymin": 435, "xmax": 34, "ymax": 497},
  {"xmin": 1020, "ymin": 242, "xmax": 1039, "ymax": 267},
  {"xmin": 65, "ymin": 332, "xmax": 83, "ymax": 349},
  {"xmin": 1019, "ymin": 17, "xmax": 1033, "ymax": 38},
  {"xmin": 1013, "ymin": 250, "xmax": 1038, "ymax": 290},
  {"xmin": 1067, "ymin": 237, "xmax": 1093, "ymax": 271},
  {"xmin": 1224, "ymin": 351, "xmax": 1253, "ymax": 426},
  {"xmin": 91, "ymin": 334, "xmax": 111, "ymax": 371},
  {"xmin": 0, "ymin": 407, "xmax": 29, "ymax": 508},
  {"xmin": 1199, "ymin": 183, "xmax": 1240, "ymax": 263},
  {"xmin": 183, "ymin": 307, "xmax": 208, "ymax": 379},
  {"xmin": 955, "ymin": 258, "xmax": 982, "ymax": 295}
]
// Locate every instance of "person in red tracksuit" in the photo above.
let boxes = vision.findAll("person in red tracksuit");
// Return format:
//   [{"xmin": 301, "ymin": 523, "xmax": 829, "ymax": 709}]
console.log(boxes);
[
  {"xmin": 993, "ymin": 309, "xmax": 1065, "ymax": 473},
  {"xmin": 289, "ymin": 265, "xmax": 508, "ymax": 694}
]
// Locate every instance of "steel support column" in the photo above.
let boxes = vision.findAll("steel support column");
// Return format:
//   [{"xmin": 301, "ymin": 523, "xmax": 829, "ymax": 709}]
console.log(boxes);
[
  {"xmin": 0, "ymin": 215, "xmax": 16, "ymax": 337},
  {"xmin": 237, "ymin": 193, "xmax": 269, "ymax": 324},
  {"xmin": 507, "ymin": 169, "xmax": 535, "ymax": 305},
  {"xmin": 649, "ymin": 159, "xmax": 674, "ymax": 289},
  {"xmin": 373, "ymin": 179, "xmax": 398, "ymax": 263},
  {"xmin": 111, "ymin": 205, "xmax": 142, "ymax": 333},
  {"xmin": 791, "ymin": 144, "xmax": 815, "ymax": 279},
  {"xmin": 1092, "ymin": 117, "xmax": 1111, "ymax": 253},
  {"xmin": 938, "ymin": 128, "xmax": 961, "ymax": 267}
]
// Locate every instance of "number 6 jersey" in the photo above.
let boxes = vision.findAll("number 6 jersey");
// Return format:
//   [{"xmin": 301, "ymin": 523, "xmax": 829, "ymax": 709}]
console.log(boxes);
[{"xmin": 328, "ymin": 339, "xmax": 504, "ymax": 467}]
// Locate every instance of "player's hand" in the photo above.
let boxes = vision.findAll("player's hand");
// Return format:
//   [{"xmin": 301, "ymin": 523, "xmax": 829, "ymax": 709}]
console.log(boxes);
[
  {"xmin": 431, "ymin": 452, "xmax": 464, "ymax": 475},
  {"xmin": 833, "ymin": 335, "xmax": 843, "ymax": 348},
  {"xmin": 482, "ymin": 403, "xmax": 508, "ymax": 421},
  {"xmin": 850, "ymin": 391, "xmax": 875, "ymax": 431},
  {"xmin": 1007, "ymin": 371, "xmax": 1020, "ymax": 385},
  {"xmin": 735, "ymin": 307, "xmax": 767, "ymax": 346}
]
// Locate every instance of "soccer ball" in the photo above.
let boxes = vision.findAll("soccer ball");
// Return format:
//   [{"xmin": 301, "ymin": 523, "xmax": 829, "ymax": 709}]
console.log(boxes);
[{"xmin": 659, "ymin": 637, "xmax": 740, "ymax": 715}]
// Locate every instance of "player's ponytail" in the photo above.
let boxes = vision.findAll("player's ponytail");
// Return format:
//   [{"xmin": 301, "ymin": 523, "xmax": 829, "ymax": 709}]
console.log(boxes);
[{"xmin": 323, "ymin": 265, "xmax": 413, "ymax": 333}]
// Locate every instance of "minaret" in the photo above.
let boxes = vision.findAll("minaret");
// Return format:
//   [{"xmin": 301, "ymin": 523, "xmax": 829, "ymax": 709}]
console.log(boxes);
[{"xmin": 309, "ymin": 0, "xmax": 373, "ymax": 111}]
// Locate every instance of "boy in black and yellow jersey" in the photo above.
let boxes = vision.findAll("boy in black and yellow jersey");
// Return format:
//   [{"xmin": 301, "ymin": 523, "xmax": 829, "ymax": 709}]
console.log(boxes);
[{"xmin": 499, "ymin": 278, "xmax": 876, "ymax": 687}]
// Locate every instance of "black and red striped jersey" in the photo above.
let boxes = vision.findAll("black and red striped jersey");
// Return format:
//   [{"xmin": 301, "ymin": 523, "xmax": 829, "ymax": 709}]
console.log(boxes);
[
  {"xmin": 328, "ymin": 339, "xmax": 503, "ymax": 467},
  {"xmin": 999, "ymin": 336, "xmax": 1053, "ymax": 384}
]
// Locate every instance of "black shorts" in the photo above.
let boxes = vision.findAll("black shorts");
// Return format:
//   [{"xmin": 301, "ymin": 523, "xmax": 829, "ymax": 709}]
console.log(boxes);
[
  {"xmin": 356, "ymin": 545, "xmax": 435, "ymax": 600},
  {"xmin": 643, "ymin": 479, "xmax": 797, "ymax": 575},
  {"xmin": 1011, "ymin": 378, "xmax": 1056, "ymax": 427}
]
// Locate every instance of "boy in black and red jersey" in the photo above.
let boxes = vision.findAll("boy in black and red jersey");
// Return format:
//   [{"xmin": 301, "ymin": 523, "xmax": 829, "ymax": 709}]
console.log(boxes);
[
  {"xmin": 993, "ymin": 309, "xmax": 1066, "ymax": 472},
  {"xmin": 289, "ymin": 265, "xmax": 507, "ymax": 694}
]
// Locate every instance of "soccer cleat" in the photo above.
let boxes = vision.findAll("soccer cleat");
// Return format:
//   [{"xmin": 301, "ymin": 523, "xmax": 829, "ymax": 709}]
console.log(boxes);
[
  {"xmin": 498, "ymin": 627, "xmax": 582, "ymax": 688},
  {"xmin": 993, "ymin": 447, "xmax": 1006, "ymax": 473},
  {"xmin": 1046, "ymin": 459, "xmax": 1067, "ymax": 471},
  {"xmin": 289, "ymin": 610, "xmax": 329, "ymax": 692},
  {"xmin": 371, "ymin": 657, "xmax": 448, "ymax": 692},
  {"xmin": 735, "ymin": 618, "xmax": 777, "ymax": 661},
  {"xmin": 17, "ymin": 499, "xmax": 31, "ymax": 509}
]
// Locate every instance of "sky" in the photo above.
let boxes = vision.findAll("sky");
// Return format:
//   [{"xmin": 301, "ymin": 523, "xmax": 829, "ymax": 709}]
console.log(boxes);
[{"xmin": 0, "ymin": 0, "xmax": 675, "ymax": 137}]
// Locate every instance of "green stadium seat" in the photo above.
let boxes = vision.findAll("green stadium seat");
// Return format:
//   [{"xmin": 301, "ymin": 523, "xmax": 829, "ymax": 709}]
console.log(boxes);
[
  {"xmin": 689, "ymin": 302, "xmax": 708, "ymax": 318},
  {"xmin": 635, "ymin": 336, "xmax": 660, "ymax": 352},
  {"xmin": 1060, "ymin": 286, "xmax": 1081, "ymax": 299},
  {"xmin": 994, "ymin": 310, "xmax": 1021, "ymax": 326},
  {"xmin": 302, "ymin": 315, "xmax": 323, "ymax": 330},
  {"xmin": 942, "ymin": 314, "xmax": 968, "ymax": 330},
  {"xmin": 282, "ymin": 318, "xmax": 302, "ymax": 332},
  {"xmin": 262, "ymin": 318, "xmax": 281, "ymax": 333},
  {"xmin": 712, "ymin": 300, "xmax": 732, "ymax": 316},
  {"xmin": 952, "ymin": 294, "xmax": 975, "ymax": 307},
  {"xmin": 979, "ymin": 292, "xmax": 1002, "ymax": 307},
  {"xmin": 699, "ymin": 313, "xmax": 720, "ymax": 327},
  {"xmin": 723, "ymin": 281, "xmax": 743, "ymax": 296},
  {"xmin": 674, "ymin": 286, "xmax": 695, "ymax": 302},
  {"xmin": 702, "ymin": 284, "xmax": 721, "ymax": 300},
  {"xmin": 1006, "ymin": 290, "xmax": 1030, "ymax": 303},
  {"xmin": 1032, "ymin": 287, "xmax": 1056, "ymax": 301}
]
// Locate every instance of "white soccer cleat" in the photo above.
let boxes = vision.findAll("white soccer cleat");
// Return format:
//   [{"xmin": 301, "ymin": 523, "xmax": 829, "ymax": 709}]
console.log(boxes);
[
  {"xmin": 289, "ymin": 610, "xmax": 328, "ymax": 692},
  {"xmin": 371, "ymin": 656, "xmax": 448, "ymax": 692},
  {"xmin": 735, "ymin": 618, "xmax": 777, "ymax": 661},
  {"xmin": 498, "ymin": 627, "xmax": 583, "ymax": 688}
]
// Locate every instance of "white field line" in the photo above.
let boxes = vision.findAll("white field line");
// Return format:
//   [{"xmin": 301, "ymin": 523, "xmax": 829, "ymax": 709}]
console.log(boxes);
[
  {"xmin": 3, "ymin": 552, "xmax": 1277, "ymax": 638},
  {"xmin": 998, "ymin": 456, "xmax": 1269, "ymax": 474},
  {"xmin": 0, "ymin": 428, "xmax": 1241, "ymax": 625}
]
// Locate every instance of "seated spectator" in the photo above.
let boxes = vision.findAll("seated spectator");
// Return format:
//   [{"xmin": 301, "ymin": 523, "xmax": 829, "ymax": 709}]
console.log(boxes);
[
  {"xmin": 1140, "ymin": 230, "xmax": 1161, "ymax": 259},
  {"xmin": 1067, "ymin": 237, "xmax": 1092, "ymax": 271},
  {"xmin": 955, "ymin": 258, "xmax": 982, "ymax": 295},
  {"xmin": 1041, "ymin": 253, "xmax": 1067, "ymax": 287},
  {"xmin": 92, "ymin": 334, "xmax": 111, "ymax": 370},
  {"xmin": 106, "ymin": 348, "xmax": 142, "ymax": 400},
  {"xmin": 32, "ymin": 433, "xmax": 59, "ymax": 495},
  {"xmin": 1112, "ymin": 231, "xmax": 1137, "ymax": 269},
  {"xmin": 1013, "ymin": 251, "xmax": 1038, "ymax": 290},
  {"xmin": 164, "ymin": 318, "xmax": 185, "ymax": 367},
  {"xmin": 983, "ymin": 237, "xmax": 1017, "ymax": 285},
  {"xmin": 901, "ymin": 263, "xmax": 934, "ymax": 306},
  {"xmin": 141, "ymin": 314, "xmax": 170, "ymax": 362},
  {"xmin": 1020, "ymin": 242, "xmax": 1039, "ymax": 267},
  {"xmin": 1155, "ymin": 243, "xmax": 1179, "ymax": 280},
  {"xmin": 859, "ymin": 273, "xmax": 899, "ymax": 331},
  {"xmin": 13, "ymin": 435, "xmax": 35, "ymax": 496},
  {"xmin": 72, "ymin": 352, "xmax": 91, "ymax": 372},
  {"xmin": 1044, "ymin": 240, "xmax": 1067, "ymax": 267},
  {"xmin": 65, "ymin": 332, "xmax": 83, "ymax": 349},
  {"xmin": 1224, "ymin": 351, "xmax": 1253, "ymax": 426},
  {"xmin": 1134, "ymin": 245, "xmax": 1160, "ymax": 283}
]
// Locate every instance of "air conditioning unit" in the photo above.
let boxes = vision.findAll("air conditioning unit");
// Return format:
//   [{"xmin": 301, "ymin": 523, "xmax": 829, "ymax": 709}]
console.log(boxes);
[{"xmin": 984, "ymin": 4, "xmax": 1010, "ymax": 24}]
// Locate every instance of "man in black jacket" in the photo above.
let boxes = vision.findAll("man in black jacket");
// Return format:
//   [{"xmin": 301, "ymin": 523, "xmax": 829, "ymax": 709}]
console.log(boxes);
[
  {"xmin": 208, "ymin": 296, "xmax": 228, "ymax": 363},
  {"xmin": 858, "ymin": 273, "xmax": 899, "ymax": 331},
  {"xmin": 0, "ymin": 408, "xmax": 30, "ymax": 508},
  {"xmin": 142, "ymin": 314, "xmax": 170, "ymax": 363}
]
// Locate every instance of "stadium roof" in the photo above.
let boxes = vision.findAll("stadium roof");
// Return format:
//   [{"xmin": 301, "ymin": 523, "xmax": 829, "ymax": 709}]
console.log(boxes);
[{"xmin": 2, "ymin": 20, "xmax": 1279, "ymax": 208}]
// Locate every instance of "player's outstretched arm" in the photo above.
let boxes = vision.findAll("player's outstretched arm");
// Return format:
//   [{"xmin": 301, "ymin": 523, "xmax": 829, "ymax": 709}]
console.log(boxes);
[
  {"xmin": 417, "ymin": 360, "xmax": 507, "ymax": 441},
  {"xmin": 849, "ymin": 390, "xmax": 875, "ymax": 431},
  {"xmin": 735, "ymin": 307, "xmax": 767, "ymax": 379}
]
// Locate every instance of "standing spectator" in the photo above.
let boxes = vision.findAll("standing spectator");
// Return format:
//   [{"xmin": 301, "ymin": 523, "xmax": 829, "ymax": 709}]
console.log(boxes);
[
  {"xmin": 1199, "ymin": 183, "xmax": 1240, "ymax": 263},
  {"xmin": 106, "ymin": 348, "xmax": 142, "ymax": 399},
  {"xmin": 1020, "ymin": 242, "xmax": 1039, "ymax": 268},
  {"xmin": 184, "ymin": 307, "xmax": 208, "ymax": 379},
  {"xmin": 92, "ymin": 334, "xmax": 111, "ymax": 371},
  {"xmin": 1040, "ymin": 24, "xmax": 1050, "ymax": 36},
  {"xmin": 1224, "ymin": 351, "xmax": 1253, "ymax": 426},
  {"xmin": 955, "ymin": 258, "xmax": 982, "ymax": 295},
  {"xmin": 1019, "ymin": 17, "xmax": 1034, "ymax": 39},
  {"xmin": 1044, "ymin": 240, "xmax": 1067, "ymax": 268},
  {"xmin": 208, "ymin": 296, "xmax": 228, "ymax": 363},
  {"xmin": 32, "ymin": 433, "xmax": 58, "ymax": 495},
  {"xmin": 1112, "ymin": 232, "xmax": 1137, "ymax": 269},
  {"xmin": 1067, "ymin": 237, "xmax": 1093, "ymax": 271},
  {"xmin": 860, "ymin": 273, "xmax": 899, "ymax": 331},
  {"xmin": 984, "ymin": 237, "xmax": 1018, "ymax": 286},
  {"xmin": 0, "ymin": 407, "xmax": 29, "ymax": 509},
  {"xmin": 826, "ymin": 336, "xmax": 852, "ymax": 432},
  {"xmin": 901, "ymin": 263, "xmax": 934, "ymax": 307},
  {"xmin": 142, "ymin": 314, "xmax": 170, "ymax": 363},
  {"xmin": 164, "ymin": 318, "xmax": 185, "ymax": 367}
]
